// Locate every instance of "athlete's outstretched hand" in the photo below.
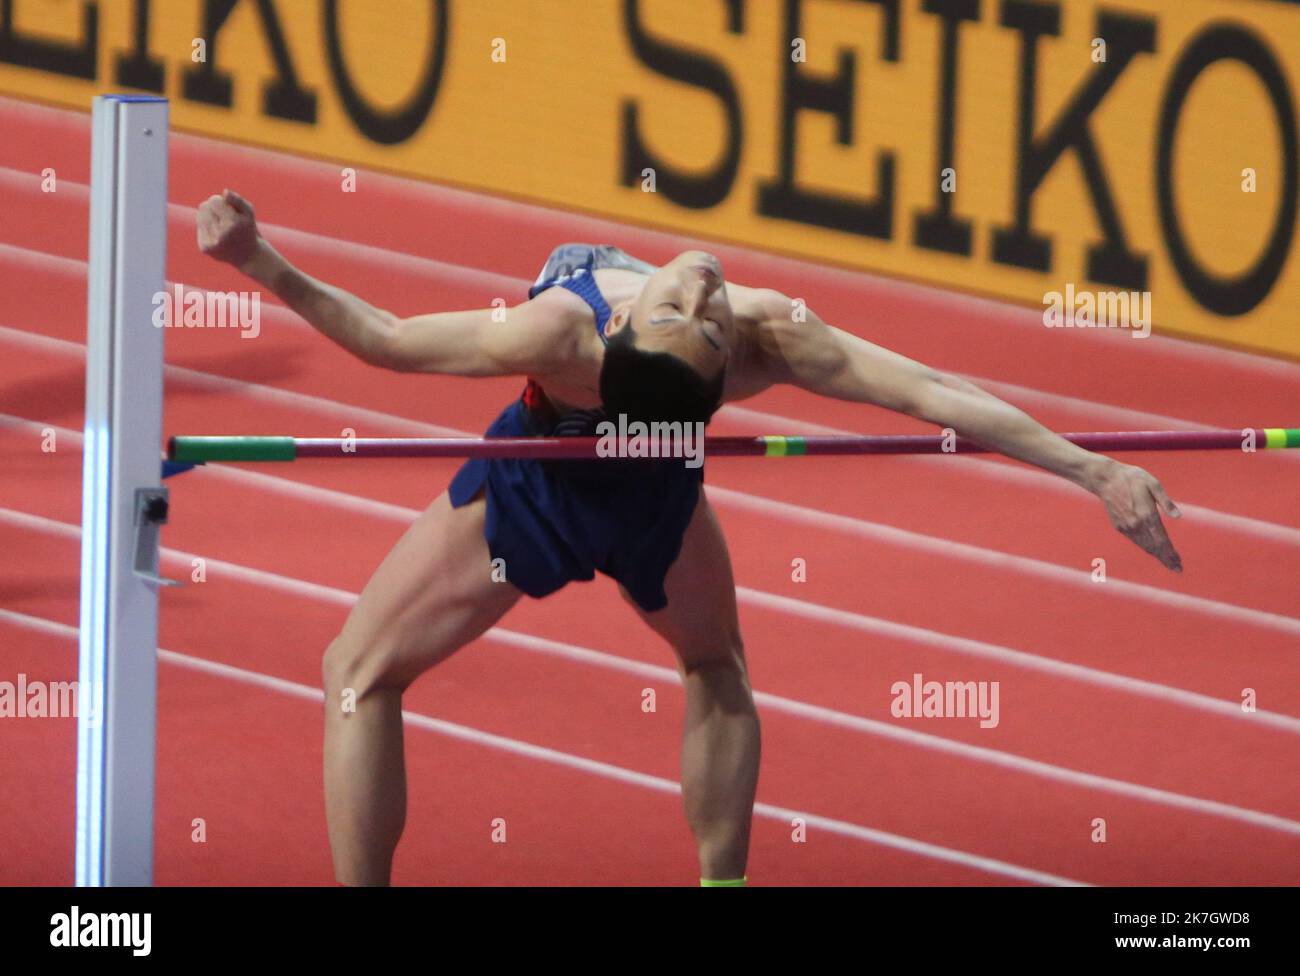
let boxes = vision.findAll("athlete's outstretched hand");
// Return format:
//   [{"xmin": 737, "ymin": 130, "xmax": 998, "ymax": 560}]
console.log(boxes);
[
  {"xmin": 196, "ymin": 189, "xmax": 260, "ymax": 270},
  {"xmin": 1091, "ymin": 459, "xmax": 1182, "ymax": 572}
]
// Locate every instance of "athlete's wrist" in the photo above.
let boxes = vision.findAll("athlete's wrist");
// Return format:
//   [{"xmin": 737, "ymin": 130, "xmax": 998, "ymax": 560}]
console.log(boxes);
[
  {"xmin": 237, "ymin": 236, "xmax": 277, "ymax": 281},
  {"xmin": 1075, "ymin": 452, "xmax": 1118, "ymax": 495}
]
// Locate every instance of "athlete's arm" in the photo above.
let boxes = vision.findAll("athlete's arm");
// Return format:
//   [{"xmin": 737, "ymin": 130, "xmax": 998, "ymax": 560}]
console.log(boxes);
[
  {"xmin": 375, "ymin": 293, "xmax": 579, "ymax": 376},
  {"xmin": 750, "ymin": 290, "xmax": 1183, "ymax": 571},
  {"xmin": 196, "ymin": 189, "xmax": 571, "ymax": 376}
]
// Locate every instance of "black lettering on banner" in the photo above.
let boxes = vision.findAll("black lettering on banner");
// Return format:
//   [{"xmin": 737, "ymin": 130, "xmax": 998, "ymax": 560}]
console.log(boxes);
[
  {"xmin": 182, "ymin": 0, "xmax": 316, "ymax": 123},
  {"xmin": 323, "ymin": 0, "xmax": 448, "ymax": 146},
  {"xmin": 1156, "ymin": 25, "xmax": 1298, "ymax": 316},
  {"xmin": 115, "ymin": 0, "xmax": 164, "ymax": 92},
  {"xmin": 912, "ymin": 0, "xmax": 979, "ymax": 255},
  {"xmin": 993, "ymin": 1, "xmax": 1154, "ymax": 289},
  {"xmin": 0, "ymin": 0, "xmax": 97, "ymax": 79},
  {"xmin": 757, "ymin": 0, "xmax": 900, "ymax": 238},
  {"xmin": 620, "ymin": 0, "xmax": 744, "ymax": 209}
]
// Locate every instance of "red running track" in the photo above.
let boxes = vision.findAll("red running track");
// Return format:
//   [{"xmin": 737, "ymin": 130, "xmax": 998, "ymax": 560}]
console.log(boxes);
[{"xmin": 1, "ymin": 96, "xmax": 1298, "ymax": 885}]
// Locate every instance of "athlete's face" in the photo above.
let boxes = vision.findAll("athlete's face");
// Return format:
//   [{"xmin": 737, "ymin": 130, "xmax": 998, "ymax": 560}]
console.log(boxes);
[{"xmin": 621, "ymin": 251, "xmax": 733, "ymax": 380}]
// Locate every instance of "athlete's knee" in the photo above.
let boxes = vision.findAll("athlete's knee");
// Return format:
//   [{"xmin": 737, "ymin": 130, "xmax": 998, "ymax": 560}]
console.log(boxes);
[
  {"xmin": 678, "ymin": 637, "xmax": 754, "ymax": 707},
  {"xmin": 678, "ymin": 631, "xmax": 746, "ymax": 675},
  {"xmin": 322, "ymin": 629, "xmax": 408, "ymax": 702}
]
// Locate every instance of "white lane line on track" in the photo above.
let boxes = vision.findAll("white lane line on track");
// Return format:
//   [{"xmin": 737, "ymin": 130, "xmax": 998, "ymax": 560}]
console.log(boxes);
[
  {"xmin": 709, "ymin": 485, "xmax": 1300, "ymax": 638},
  {"xmin": 5, "ymin": 505, "xmax": 1300, "ymax": 841},
  {"xmin": 0, "ymin": 606, "xmax": 1088, "ymax": 887},
  {"xmin": 719, "ymin": 402, "xmax": 1300, "ymax": 549},
  {"xmin": 0, "ymin": 319, "xmax": 464, "ymax": 437},
  {"xmin": 2, "ymin": 324, "xmax": 1298, "ymax": 637},
  {"xmin": 5, "ymin": 409, "xmax": 1299, "ymax": 732}
]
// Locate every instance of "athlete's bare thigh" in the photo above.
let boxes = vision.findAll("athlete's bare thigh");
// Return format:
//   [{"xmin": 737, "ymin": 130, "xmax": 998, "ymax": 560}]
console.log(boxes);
[
  {"xmin": 330, "ymin": 491, "xmax": 522, "ymax": 689},
  {"xmin": 622, "ymin": 494, "xmax": 745, "ymax": 670}
]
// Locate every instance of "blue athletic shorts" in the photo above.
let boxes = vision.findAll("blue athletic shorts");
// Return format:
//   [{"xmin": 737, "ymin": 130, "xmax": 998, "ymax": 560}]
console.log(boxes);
[{"xmin": 447, "ymin": 398, "xmax": 703, "ymax": 612}]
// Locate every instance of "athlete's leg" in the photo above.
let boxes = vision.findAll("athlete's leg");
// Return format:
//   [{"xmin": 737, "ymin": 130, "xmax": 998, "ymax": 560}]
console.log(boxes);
[
  {"xmin": 622, "ymin": 495, "xmax": 760, "ymax": 881},
  {"xmin": 321, "ymin": 491, "xmax": 521, "ymax": 885}
]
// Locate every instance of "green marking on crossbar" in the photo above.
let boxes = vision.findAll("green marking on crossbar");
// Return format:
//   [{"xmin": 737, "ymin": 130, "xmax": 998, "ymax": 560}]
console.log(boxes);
[
  {"xmin": 169, "ymin": 436, "xmax": 297, "ymax": 462},
  {"xmin": 761, "ymin": 436, "xmax": 807, "ymax": 457},
  {"xmin": 1262, "ymin": 428, "xmax": 1300, "ymax": 449}
]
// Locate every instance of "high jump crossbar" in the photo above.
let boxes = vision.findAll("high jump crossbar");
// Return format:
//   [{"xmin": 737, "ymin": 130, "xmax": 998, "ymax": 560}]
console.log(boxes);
[{"xmin": 166, "ymin": 429, "xmax": 1300, "ymax": 463}]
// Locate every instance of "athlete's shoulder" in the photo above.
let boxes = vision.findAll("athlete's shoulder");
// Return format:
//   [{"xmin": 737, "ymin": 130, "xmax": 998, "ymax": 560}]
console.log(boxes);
[
  {"xmin": 737, "ymin": 285, "xmax": 795, "ymax": 322},
  {"xmin": 522, "ymin": 279, "xmax": 595, "ymax": 328},
  {"xmin": 499, "ymin": 284, "xmax": 593, "ymax": 365},
  {"xmin": 723, "ymin": 285, "xmax": 791, "ymax": 349}
]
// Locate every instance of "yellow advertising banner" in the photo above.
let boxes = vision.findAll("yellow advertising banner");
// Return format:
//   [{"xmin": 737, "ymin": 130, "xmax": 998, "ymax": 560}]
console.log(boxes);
[{"xmin": 2, "ymin": 0, "xmax": 1296, "ymax": 357}]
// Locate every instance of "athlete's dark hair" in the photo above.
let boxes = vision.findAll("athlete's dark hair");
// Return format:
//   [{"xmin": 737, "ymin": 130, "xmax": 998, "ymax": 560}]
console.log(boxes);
[{"xmin": 599, "ymin": 323, "xmax": 725, "ymax": 426}]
